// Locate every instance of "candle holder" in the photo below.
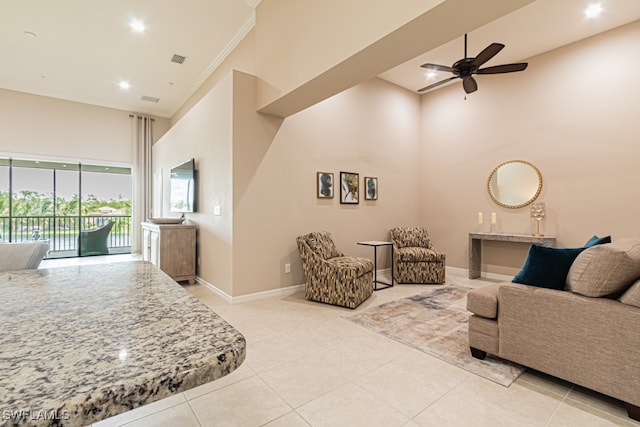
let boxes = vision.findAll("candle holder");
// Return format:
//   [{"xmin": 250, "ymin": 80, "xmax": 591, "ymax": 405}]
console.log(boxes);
[
  {"xmin": 530, "ymin": 202, "xmax": 546, "ymax": 236},
  {"xmin": 477, "ymin": 212, "xmax": 484, "ymax": 232},
  {"xmin": 490, "ymin": 212, "xmax": 497, "ymax": 233}
]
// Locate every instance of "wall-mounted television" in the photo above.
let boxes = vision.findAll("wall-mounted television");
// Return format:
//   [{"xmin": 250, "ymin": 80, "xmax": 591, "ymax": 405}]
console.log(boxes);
[{"xmin": 170, "ymin": 158, "xmax": 196, "ymax": 213}]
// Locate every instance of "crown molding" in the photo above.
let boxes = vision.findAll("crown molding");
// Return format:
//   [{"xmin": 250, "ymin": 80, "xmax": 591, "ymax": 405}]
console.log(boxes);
[{"xmin": 171, "ymin": 13, "xmax": 256, "ymax": 117}]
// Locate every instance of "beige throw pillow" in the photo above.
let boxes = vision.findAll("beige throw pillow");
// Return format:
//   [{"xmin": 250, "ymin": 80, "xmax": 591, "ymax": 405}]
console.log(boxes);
[{"xmin": 567, "ymin": 237, "xmax": 640, "ymax": 297}]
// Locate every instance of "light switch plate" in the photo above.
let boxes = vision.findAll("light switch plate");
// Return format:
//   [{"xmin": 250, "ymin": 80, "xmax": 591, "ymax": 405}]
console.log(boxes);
[{"xmin": 214, "ymin": 206, "xmax": 221, "ymax": 216}]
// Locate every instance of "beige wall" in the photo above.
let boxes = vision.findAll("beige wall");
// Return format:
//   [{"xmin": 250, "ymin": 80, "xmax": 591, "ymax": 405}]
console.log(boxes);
[
  {"xmin": 420, "ymin": 20, "xmax": 640, "ymax": 276},
  {"xmin": 154, "ymin": 70, "xmax": 422, "ymax": 296},
  {"xmin": 0, "ymin": 88, "xmax": 169, "ymax": 164},
  {"xmin": 232, "ymin": 73, "xmax": 422, "ymax": 295},
  {"xmin": 152, "ymin": 74, "xmax": 235, "ymax": 295},
  {"xmin": 153, "ymin": 5, "xmax": 640, "ymax": 295},
  {"xmin": 171, "ymin": 29, "xmax": 257, "ymax": 127}
]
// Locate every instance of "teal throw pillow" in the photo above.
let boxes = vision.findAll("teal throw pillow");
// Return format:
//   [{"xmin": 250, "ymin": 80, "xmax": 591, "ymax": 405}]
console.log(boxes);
[
  {"xmin": 512, "ymin": 245, "xmax": 586, "ymax": 290},
  {"xmin": 584, "ymin": 235, "xmax": 611, "ymax": 247}
]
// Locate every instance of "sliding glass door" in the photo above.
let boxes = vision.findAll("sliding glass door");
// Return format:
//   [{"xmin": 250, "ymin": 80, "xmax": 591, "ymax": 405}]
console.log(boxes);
[
  {"xmin": 0, "ymin": 158, "xmax": 132, "ymax": 258},
  {"xmin": 79, "ymin": 164, "xmax": 132, "ymax": 256}
]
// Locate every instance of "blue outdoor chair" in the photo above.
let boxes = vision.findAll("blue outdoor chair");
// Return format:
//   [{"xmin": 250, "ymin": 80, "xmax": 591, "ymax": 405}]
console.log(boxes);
[{"xmin": 78, "ymin": 221, "xmax": 114, "ymax": 256}]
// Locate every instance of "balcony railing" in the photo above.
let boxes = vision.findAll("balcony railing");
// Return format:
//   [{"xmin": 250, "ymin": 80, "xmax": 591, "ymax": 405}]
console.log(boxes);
[{"xmin": 0, "ymin": 215, "xmax": 131, "ymax": 258}]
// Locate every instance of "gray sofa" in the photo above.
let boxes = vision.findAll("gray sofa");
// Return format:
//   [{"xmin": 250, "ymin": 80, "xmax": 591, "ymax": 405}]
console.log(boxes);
[{"xmin": 467, "ymin": 237, "xmax": 640, "ymax": 421}]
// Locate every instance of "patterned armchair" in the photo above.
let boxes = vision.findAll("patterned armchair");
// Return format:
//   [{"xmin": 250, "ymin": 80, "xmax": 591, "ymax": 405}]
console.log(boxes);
[
  {"xmin": 390, "ymin": 226, "xmax": 445, "ymax": 284},
  {"xmin": 296, "ymin": 231, "xmax": 373, "ymax": 308}
]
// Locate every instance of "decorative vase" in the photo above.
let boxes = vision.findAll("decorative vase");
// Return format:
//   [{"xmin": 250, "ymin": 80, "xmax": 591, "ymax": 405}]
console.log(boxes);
[{"xmin": 530, "ymin": 202, "xmax": 546, "ymax": 236}]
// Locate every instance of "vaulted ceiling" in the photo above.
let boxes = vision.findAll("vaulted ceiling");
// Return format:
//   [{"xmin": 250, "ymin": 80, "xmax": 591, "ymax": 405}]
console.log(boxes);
[{"xmin": 1, "ymin": 0, "xmax": 639, "ymax": 118}]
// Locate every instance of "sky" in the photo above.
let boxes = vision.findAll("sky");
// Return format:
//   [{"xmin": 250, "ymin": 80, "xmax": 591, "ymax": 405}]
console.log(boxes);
[{"xmin": 0, "ymin": 166, "xmax": 131, "ymax": 201}]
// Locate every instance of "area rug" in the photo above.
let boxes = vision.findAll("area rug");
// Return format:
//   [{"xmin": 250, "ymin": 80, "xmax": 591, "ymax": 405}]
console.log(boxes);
[{"xmin": 345, "ymin": 285, "xmax": 524, "ymax": 387}]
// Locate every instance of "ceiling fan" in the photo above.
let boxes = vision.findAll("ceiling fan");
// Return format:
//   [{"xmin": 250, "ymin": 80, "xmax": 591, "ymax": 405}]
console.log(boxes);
[{"xmin": 418, "ymin": 34, "xmax": 528, "ymax": 94}]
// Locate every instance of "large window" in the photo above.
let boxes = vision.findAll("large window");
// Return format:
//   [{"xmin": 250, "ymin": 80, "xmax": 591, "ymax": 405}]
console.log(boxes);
[{"xmin": 0, "ymin": 158, "xmax": 132, "ymax": 258}]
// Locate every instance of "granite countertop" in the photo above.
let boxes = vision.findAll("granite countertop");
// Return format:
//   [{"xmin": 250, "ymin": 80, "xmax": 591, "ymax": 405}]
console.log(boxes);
[{"xmin": 0, "ymin": 261, "xmax": 246, "ymax": 427}]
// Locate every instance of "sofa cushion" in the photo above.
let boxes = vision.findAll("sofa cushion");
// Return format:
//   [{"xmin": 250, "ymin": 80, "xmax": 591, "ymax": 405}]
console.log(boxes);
[
  {"xmin": 567, "ymin": 237, "xmax": 640, "ymax": 297},
  {"xmin": 306, "ymin": 232, "xmax": 342, "ymax": 260},
  {"xmin": 619, "ymin": 278, "xmax": 640, "ymax": 308},
  {"xmin": 466, "ymin": 283, "xmax": 500, "ymax": 318},
  {"xmin": 512, "ymin": 245, "xmax": 586, "ymax": 290},
  {"xmin": 396, "ymin": 247, "xmax": 439, "ymax": 262},
  {"xmin": 326, "ymin": 256, "xmax": 372, "ymax": 277}
]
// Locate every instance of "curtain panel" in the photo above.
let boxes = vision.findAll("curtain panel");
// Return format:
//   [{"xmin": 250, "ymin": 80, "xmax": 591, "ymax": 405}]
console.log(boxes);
[{"xmin": 131, "ymin": 115, "xmax": 153, "ymax": 254}]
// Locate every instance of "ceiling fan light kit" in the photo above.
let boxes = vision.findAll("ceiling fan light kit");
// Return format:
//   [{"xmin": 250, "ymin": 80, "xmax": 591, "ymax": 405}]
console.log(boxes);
[{"xmin": 418, "ymin": 34, "xmax": 528, "ymax": 94}]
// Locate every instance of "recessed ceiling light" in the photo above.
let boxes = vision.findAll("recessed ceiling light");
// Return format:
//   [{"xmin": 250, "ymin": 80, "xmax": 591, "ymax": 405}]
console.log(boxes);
[
  {"xmin": 23, "ymin": 31, "xmax": 38, "ymax": 38},
  {"xmin": 129, "ymin": 19, "xmax": 145, "ymax": 33},
  {"xmin": 584, "ymin": 4, "xmax": 603, "ymax": 19},
  {"xmin": 118, "ymin": 81, "xmax": 131, "ymax": 90}
]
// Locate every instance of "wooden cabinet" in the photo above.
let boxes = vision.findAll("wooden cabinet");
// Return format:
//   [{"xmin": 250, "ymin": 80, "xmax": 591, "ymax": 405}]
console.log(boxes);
[{"xmin": 142, "ymin": 222, "xmax": 196, "ymax": 284}]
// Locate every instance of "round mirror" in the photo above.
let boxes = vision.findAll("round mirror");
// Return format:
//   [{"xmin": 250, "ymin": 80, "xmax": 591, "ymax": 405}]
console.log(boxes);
[{"xmin": 487, "ymin": 160, "xmax": 542, "ymax": 209}]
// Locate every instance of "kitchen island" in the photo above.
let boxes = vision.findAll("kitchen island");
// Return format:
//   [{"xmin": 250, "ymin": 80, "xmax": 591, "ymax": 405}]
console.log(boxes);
[{"xmin": 0, "ymin": 261, "xmax": 245, "ymax": 426}]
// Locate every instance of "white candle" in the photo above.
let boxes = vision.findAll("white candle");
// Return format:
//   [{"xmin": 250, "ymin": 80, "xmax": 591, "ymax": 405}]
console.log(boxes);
[
  {"xmin": 477, "ymin": 212, "xmax": 483, "ymax": 224},
  {"xmin": 491, "ymin": 212, "xmax": 497, "ymax": 224}
]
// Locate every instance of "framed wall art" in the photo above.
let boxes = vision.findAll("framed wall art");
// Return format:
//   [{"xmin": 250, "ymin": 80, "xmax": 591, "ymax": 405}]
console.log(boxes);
[
  {"xmin": 317, "ymin": 172, "xmax": 334, "ymax": 198},
  {"xmin": 340, "ymin": 171, "xmax": 359, "ymax": 204},
  {"xmin": 364, "ymin": 177, "xmax": 378, "ymax": 200}
]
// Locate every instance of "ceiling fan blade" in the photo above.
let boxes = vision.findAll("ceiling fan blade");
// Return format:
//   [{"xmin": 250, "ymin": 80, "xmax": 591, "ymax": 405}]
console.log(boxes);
[
  {"xmin": 417, "ymin": 76, "xmax": 458, "ymax": 93},
  {"xmin": 476, "ymin": 63, "xmax": 528, "ymax": 74},
  {"xmin": 471, "ymin": 43, "xmax": 505, "ymax": 68},
  {"xmin": 463, "ymin": 76, "xmax": 477, "ymax": 94},
  {"xmin": 420, "ymin": 63, "xmax": 454, "ymax": 73}
]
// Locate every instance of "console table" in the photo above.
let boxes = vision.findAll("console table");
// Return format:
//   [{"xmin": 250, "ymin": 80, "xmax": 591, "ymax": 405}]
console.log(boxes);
[
  {"xmin": 0, "ymin": 262, "xmax": 245, "ymax": 426},
  {"xmin": 469, "ymin": 232, "xmax": 556, "ymax": 279}
]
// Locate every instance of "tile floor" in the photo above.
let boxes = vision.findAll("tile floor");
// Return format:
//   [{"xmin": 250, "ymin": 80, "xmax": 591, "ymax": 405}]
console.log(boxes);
[{"xmin": 41, "ymin": 256, "xmax": 639, "ymax": 427}]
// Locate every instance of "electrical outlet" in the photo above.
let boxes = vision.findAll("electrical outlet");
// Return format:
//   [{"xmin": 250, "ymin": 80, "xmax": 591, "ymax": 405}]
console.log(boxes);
[{"xmin": 284, "ymin": 263, "xmax": 291, "ymax": 274}]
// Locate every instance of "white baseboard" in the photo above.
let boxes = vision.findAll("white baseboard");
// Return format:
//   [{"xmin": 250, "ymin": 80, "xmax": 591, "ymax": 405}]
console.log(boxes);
[
  {"xmin": 445, "ymin": 266, "xmax": 468, "ymax": 277},
  {"xmin": 195, "ymin": 266, "xmax": 512, "ymax": 304},
  {"xmin": 196, "ymin": 276, "xmax": 305, "ymax": 304}
]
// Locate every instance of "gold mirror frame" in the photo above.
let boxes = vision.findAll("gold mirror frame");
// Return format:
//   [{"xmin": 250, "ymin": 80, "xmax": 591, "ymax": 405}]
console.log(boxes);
[{"xmin": 487, "ymin": 160, "xmax": 542, "ymax": 209}]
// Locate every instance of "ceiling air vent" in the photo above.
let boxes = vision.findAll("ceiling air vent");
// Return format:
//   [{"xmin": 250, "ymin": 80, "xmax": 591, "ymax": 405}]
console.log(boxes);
[
  {"xmin": 141, "ymin": 95, "xmax": 160, "ymax": 103},
  {"xmin": 171, "ymin": 54, "xmax": 187, "ymax": 64}
]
